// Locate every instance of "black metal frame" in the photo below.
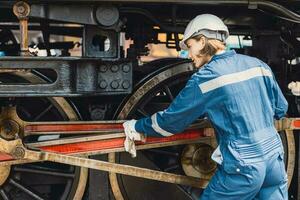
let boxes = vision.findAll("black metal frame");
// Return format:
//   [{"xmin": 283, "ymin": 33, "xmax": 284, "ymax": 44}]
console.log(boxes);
[{"xmin": 0, "ymin": 57, "xmax": 132, "ymax": 96}]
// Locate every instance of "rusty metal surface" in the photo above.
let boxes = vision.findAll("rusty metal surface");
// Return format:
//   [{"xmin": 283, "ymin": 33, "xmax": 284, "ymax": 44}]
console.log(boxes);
[
  {"xmin": 0, "ymin": 106, "xmax": 25, "ymax": 140},
  {"xmin": 285, "ymin": 129, "xmax": 296, "ymax": 188},
  {"xmin": 0, "ymin": 166, "xmax": 10, "ymax": 186},
  {"xmin": 0, "ymin": 118, "xmax": 298, "ymax": 191},
  {"xmin": 0, "ymin": 102, "xmax": 298, "ymax": 192},
  {"xmin": 13, "ymin": 1, "xmax": 30, "ymax": 56},
  {"xmin": 0, "ymin": 136, "xmax": 209, "ymax": 189},
  {"xmin": 17, "ymin": 147, "xmax": 209, "ymax": 189},
  {"xmin": 181, "ymin": 142, "xmax": 217, "ymax": 180}
]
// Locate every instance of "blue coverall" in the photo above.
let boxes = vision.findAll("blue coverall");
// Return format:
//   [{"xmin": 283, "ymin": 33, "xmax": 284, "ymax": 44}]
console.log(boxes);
[{"xmin": 134, "ymin": 50, "xmax": 288, "ymax": 199}]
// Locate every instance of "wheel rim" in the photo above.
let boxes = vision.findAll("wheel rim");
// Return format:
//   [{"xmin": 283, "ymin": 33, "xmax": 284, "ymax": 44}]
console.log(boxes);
[
  {"xmin": 110, "ymin": 62, "xmax": 211, "ymax": 200},
  {"xmin": 109, "ymin": 61, "xmax": 295, "ymax": 199},
  {"xmin": 0, "ymin": 71, "xmax": 88, "ymax": 200}
]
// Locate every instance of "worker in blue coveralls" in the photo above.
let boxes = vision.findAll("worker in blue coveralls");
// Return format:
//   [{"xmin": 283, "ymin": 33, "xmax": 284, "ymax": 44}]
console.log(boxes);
[{"xmin": 123, "ymin": 14, "xmax": 288, "ymax": 200}]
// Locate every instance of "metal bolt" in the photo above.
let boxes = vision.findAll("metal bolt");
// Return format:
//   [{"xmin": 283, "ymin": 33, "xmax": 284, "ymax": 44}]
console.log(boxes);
[
  {"xmin": 99, "ymin": 65, "xmax": 108, "ymax": 73},
  {"xmin": 13, "ymin": 1, "xmax": 30, "ymax": 19},
  {"xmin": 122, "ymin": 80, "xmax": 130, "ymax": 89},
  {"xmin": 11, "ymin": 146, "xmax": 25, "ymax": 159},
  {"xmin": 110, "ymin": 80, "xmax": 119, "ymax": 89},
  {"xmin": 17, "ymin": 6, "xmax": 25, "ymax": 14},
  {"xmin": 122, "ymin": 64, "xmax": 130, "ymax": 73},
  {"xmin": 98, "ymin": 80, "xmax": 108, "ymax": 89},
  {"xmin": 111, "ymin": 65, "xmax": 119, "ymax": 72}
]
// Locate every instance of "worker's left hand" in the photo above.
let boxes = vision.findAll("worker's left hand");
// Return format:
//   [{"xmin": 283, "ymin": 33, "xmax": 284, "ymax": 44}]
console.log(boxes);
[{"xmin": 123, "ymin": 119, "xmax": 145, "ymax": 157}]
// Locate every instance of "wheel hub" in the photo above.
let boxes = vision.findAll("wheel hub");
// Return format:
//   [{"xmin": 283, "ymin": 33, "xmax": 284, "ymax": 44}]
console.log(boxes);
[
  {"xmin": 0, "ymin": 119, "xmax": 20, "ymax": 140},
  {"xmin": 181, "ymin": 143, "xmax": 217, "ymax": 179}
]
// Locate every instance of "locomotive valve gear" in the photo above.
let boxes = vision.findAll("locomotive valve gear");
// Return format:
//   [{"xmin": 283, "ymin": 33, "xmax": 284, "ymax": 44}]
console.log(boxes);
[
  {"xmin": 179, "ymin": 14, "xmax": 229, "ymax": 50},
  {"xmin": 123, "ymin": 119, "xmax": 145, "ymax": 157},
  {"xmin": 288, "ymin": 81, "xmax": 300, "ymax": 96}
]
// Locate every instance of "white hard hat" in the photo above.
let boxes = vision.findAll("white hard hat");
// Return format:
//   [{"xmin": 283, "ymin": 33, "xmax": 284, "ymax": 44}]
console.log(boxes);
[{"xmin": 179, "ymin": 14, "xmax": 229, "ymax": 50}]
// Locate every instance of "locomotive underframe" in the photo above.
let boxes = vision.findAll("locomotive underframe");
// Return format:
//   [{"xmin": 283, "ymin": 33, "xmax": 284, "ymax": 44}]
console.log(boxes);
[{"xmin": 0, "ymin": 1, "xmax": 300, "ymax": 200}]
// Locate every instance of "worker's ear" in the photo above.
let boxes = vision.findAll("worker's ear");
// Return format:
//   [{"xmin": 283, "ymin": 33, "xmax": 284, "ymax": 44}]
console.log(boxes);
[{"xmin": 198, "ymin": 36, "xmax": 206, "ymax": 51}]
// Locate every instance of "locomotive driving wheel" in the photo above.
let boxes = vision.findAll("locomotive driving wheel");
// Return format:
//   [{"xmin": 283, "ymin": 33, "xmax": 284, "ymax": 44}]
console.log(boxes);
[
  {"xmin": 0, "ymin": 71, "xmax": 88, "ymax": 200},
  {"xmin": 109, "ymin": 60, "xmax": 295, "ymax": 200}
]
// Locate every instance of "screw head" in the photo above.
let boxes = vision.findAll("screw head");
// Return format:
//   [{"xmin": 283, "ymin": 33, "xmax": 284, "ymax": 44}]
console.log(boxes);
[
  {"xmin": 98, "ymin": 80, "xmax": 108, "ymax": 89},
  {"xmin": 110, "ymin": 80, "xmax": 119, "ymax": 89},
  {"xmin": 110, "ymin": 65, "xmax": 119, "ymax": 72},
  {"xmin": 122, "ymin": 64, "xmax": 130, "ymax": 73},
  {"xmin": 99, "ymin": 65, "xmax": 108, "ymax": 73},
  {"xmin": 122, "ymin": 80, "xmax": 130, "ymax": 89},
  {"xmin": 11, "ymin": 147, "xmax": 25, "ymax": 159}
]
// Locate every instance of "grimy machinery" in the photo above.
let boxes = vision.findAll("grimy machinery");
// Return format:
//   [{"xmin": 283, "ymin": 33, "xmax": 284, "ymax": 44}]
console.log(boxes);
[{"xmin": 0, "ymin": 1, "xmax": 299, "ymax": 200}]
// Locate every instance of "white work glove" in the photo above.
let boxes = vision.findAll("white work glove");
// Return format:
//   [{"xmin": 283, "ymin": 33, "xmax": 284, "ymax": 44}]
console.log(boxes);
[
  {"xmin": 288, "ymin": 81, "xmax": 300, "ymax": 96},
  {"xmin": 211, "ymin": 145, "xmax": 223, "ymax": 165},
  {"xmin": 123, "ymin": 119, "xmax": 145, "ymax": 157}
]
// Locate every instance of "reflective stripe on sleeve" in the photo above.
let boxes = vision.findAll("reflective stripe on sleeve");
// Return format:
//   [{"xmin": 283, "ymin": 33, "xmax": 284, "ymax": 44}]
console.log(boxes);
[
  {"xmin": 151, "ymin": 113, "xmax": 174, "ymax": 136},
  {"xmin": 199, "ymin": 67, "xmax": 272, "ymax": 93}
]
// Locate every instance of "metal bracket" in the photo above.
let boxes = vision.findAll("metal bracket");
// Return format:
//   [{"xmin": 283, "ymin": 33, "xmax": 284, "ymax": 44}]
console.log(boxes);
[
  {"xmin": 0, "ymin": 57, "xmax": 132, "ymax": 96},
  {"xmin": 13, "ymin": 1, "xmax": 30, "ymax": 56}
]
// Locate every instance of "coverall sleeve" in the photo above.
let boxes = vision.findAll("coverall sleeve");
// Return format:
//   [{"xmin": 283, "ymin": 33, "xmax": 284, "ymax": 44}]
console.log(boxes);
[
  {"xmin": 261, "ymin": 61, "xmax": 288, "ymax": 119},
  {"xmin": 134, "ymin": 72, "xmax": 213, "ymax": 137},
  {"xmin": 271, "ymin": 76, "xmax": 288, "ymax": 119}
]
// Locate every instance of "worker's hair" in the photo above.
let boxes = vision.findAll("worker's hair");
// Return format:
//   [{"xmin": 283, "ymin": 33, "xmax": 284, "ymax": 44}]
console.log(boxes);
[{"xmin": 193, "ymin": 34, "xmax": 226, "ymax": 57}]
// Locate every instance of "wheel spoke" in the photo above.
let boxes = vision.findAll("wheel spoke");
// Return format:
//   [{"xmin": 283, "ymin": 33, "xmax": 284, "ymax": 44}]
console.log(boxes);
[
  {"xmin": 14, "ymin": 166, "xmax": 75, "ymax": 178},
  {"xmin": 177, "ymin": 185, "xmax": 201, "ymax": 200},
  {"xmin": 146, "ymin": 149, "xmax": 180, "ymax": 157},
  {"xmin": 164, "ymin": 85, "xmax": 174, "ymax": 101},
  {"xmin": 9, "ymin": 179, "xmax": 45, "ymax": 200},
  {"xmin": 33, "ymin": 104, "xmax": 54, "ymax": 121},
  {"xmin": 0, "ymin": 189, "xmax": 9, "ymax": 200},
  {"xmin": 163, "ymin": 163, "xmax": 180, "ymax": 172},
  {"xmin": 146, "ymin": 102, "xmax": 171, "ymax": 111},
  {"xmin": 136, "ymin": 108, "xmax": 149, "ymax": 117}
]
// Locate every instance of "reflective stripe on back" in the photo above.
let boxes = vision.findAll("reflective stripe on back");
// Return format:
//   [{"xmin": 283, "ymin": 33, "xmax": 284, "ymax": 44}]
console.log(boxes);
[{"xmin": 199, "ymin": 67, "xmax": 272, "ymax": 93}]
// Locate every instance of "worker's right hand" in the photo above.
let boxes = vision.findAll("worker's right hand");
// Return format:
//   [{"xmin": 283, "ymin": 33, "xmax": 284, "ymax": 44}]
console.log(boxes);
[
  {"xmin": 288, "ymin": 81, "xmax": 300, "ymax": 96},
  {"xmin": 123, "ymin": 119, "xmax": 145, "ymax": 157}
]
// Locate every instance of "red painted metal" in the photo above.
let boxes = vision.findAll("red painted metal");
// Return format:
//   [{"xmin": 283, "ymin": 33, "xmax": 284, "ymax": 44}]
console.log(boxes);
[
  {"xmin": 39, "ymin": 129, "xmax": 204, "ymax": 154},
  {"xmin": 294, "ymin": 119, "xmax": 300, "ymax": 128},
  {"xmin": 0, "ymin": 153, "xmax": 14, "ymax": 161}
]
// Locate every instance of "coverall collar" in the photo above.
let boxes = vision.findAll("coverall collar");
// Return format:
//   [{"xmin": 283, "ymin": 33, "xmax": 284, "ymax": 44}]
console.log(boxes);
[{"xmin": 210, "ymin": 50, "xmax": 236, "ymax": 61}]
